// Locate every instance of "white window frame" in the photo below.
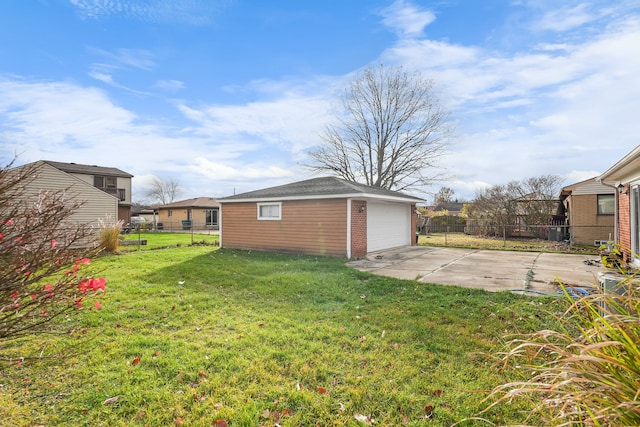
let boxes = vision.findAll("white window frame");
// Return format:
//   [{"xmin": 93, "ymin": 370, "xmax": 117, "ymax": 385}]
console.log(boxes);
[
  {"xmin": 597, "ymin": 194, "xmax": 615, "ymax": 215},
  {"xmin": 257, "ymin": 202, "xmax": 282, "ymax": 220},
  {"xmin": 205, "ymin": 209, "xmax": 218, "ymax": 226},
  {"xmin": 631, "ymin": 185, "xmax": 640, "ymax": 266}
]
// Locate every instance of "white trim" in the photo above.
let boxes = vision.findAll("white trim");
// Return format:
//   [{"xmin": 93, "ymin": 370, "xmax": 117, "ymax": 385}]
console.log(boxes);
[
  {"xmin": 219, "ymin": 205, "xmax": 223, "ymax": 248},
  {"xmin": 257, "ymin": 202, "xmax": 282, "ymax": 220},
  {"xmin": 346, "ymin": 199, "xmax": 352, "ymax": 259},
  {"xmin": 220, "ymin": 192, "xmax": 423, "ymax": 204}
]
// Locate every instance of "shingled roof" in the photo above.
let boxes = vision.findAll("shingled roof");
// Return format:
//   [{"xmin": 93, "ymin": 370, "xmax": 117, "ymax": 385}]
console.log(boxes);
[
  {"xmin": 157, "ymin": 197, "xmax": 220, "ymax": 208},
  {"xmin": 43, "ymin": 160, "xmax": 133, "ymax": 178},
  {"xmin": 219, "ymin": 176, "xmax": 423, "ymax": 203}
]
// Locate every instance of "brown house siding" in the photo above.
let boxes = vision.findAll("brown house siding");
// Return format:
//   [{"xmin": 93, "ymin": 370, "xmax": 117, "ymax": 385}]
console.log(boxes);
[
  {"xmin": 569, "ymin": 194, "xmax": 615, "ymax": 245},
  {"xmin": 222, "ymin": 199, "xmax": 348, "ymax": 257},
  {"xmin": 351, "ymin": 200, "xmax": 367, "ymax": 258}
]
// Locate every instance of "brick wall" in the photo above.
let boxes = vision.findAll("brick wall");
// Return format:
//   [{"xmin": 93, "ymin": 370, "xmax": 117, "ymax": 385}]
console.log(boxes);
[
  {"xmin": 350, "ymin": 200, "xmax": 367, "ymax": 258},
  {"xmin": 617, "ymin": 188, "xmax": 631, "ymax": 261},
  {"xmin": 569, "ymin": 194, "xmax": 615, "ymax": 245}
]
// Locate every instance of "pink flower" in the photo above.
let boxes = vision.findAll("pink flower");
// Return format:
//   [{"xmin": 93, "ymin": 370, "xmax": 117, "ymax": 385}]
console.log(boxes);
[
  {"xmin": 6, "ymin": 219, "xmax": 13, "ymax": 226},
  {"xmin": 51, "ymin": 239, "xmax": 57, "ymax": 248},
  {"xmin": 44, "ymin": 284, "xmax": 52, "ymax": 291},
  {"xmin": 75, "ymin": 298, "xmax": 83, "ymax": 308},
  {"xmin": 78, "ymin": 277, "xmax": 106, "ymax": 293},
  {"xmin": 0, "ymin": 233, "xmax": 4, "ymax": 240},
  {"xmin": 94, "ymin": 301, "xmax": 101, "ymax": 310},
  {"xmin": 11, "ymin": 292, "xmax": 18, "ymax": 299}
]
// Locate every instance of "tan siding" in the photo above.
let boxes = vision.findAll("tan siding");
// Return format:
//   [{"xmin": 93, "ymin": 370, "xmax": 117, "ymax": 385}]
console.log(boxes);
[
  {"xmin": 222, "ymin": 199, "xmax": 348, "ymax": 256},
  {"xmin": 572, "ymin": 181, "xmax": 615, "ymax": 196},
  {"xmin": 14, "ymin": 162, "xmax": 118, "ymax": 227}
]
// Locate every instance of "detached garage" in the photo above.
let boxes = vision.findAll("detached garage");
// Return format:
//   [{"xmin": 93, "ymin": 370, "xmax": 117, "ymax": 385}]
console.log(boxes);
[{"xmin": 218, "ymin": 176, "xmax": 423, "ymax": 258}]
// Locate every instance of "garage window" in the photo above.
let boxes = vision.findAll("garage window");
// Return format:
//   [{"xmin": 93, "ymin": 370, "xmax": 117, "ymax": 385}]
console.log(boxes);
[{"xmin": 257, "ymin": 202, "xmax": 281, "ymax": 220}]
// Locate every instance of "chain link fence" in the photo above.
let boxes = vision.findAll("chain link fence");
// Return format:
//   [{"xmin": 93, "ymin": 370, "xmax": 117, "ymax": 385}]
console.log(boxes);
[
  {"xmin": 123, "ymin": 220, "xmax": 219, "ymax": 234},
  {"xmin": 419, "ymin": 216, "xmax": 613, "ymax": 248}
]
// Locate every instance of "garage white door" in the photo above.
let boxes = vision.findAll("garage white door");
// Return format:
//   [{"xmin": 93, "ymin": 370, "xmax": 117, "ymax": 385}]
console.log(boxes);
[{"xmin": 367, "ymin": 201, "xmax": 411, "ymax": 252}]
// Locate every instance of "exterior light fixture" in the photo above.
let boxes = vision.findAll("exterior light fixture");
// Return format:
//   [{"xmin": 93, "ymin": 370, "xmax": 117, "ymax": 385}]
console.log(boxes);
[
  {"xmin": 359, "ymin": 205, "xmax": 366, "ymax": 213},
  {"xmin": 617, "ymin": 183, "xmax": 628, "ymax": 195}
]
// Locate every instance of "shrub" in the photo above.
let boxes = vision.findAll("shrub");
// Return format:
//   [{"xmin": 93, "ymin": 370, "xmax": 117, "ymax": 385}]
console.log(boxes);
[
  {"xmin": 485, "ymin": 277, "xmax": 640, "ymax": 426},
  {"xmin": 0, "ymin": 160, "xmax": 106, "ymax": 357}
]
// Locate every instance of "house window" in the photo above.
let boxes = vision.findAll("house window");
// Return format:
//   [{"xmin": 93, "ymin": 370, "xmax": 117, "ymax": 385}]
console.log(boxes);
[
  {"xmin": 168, "ymin": 209, "xmax": 173, "ymax": 217},
  {"xmin": 94, "ymin": 176, "xmax": 104, "ymax": 188},
  {"xmin": 106, "ymin": 177, "xmax": 116, "ymax": 189},
  {"xmin": 206, "ymin": 209, "xmax": 218, "ymax": 226},
  {"xmin": 597, "ymin": 194, "xmax": 615, "ymax": 215},
  {"xmin": 257, "ymin": 202, "xmax": 281, "ymax": 220},
  {"xmin": 118, "ymin": 189, "xmax": 126, "ymax": 201}
]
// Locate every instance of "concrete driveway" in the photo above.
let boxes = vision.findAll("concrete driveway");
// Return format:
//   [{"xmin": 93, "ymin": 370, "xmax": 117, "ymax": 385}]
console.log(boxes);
[{"xmin": 347, "ymin": 246, "xmax": 603, "ymax": 295}]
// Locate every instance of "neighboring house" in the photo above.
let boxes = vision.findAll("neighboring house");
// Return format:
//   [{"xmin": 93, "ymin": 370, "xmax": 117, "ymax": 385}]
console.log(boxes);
[
  {"xmin": 10, "ymin": 160, "xmax": 119, "ymax": 229},
  {"xmin": 557, "ymin": 178, "xmax": 615, "ymax": 246},
  {"xmin": 218, "ymin": 176, "xmax": 423, "ymax": 258},
  {"xmin": 42, "ymin": 160, "xmax": 133, "ymax": 222},
  {"xmin": 598, "ymin": 144, "xmax": 640, "ymax": 266},
  {"xmin": 419, "ymin": 201, "xmax": 465, "ymax": 233},
  {"xmin": 156, "ymin": 197, "xmax": 220, "ymax": 231},
  {"xmin": 431, "ymin": 201, "xmax": 464, "ymax": 216}
]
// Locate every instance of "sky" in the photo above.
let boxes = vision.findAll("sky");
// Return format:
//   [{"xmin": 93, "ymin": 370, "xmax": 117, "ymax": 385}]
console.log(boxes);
[{"xmin": 1, "ymin": 0, "xmax": 639, "ymax": 204}]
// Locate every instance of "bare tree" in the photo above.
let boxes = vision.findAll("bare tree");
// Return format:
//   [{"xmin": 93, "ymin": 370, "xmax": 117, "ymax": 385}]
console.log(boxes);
[
  {"xmin": 434, "ymin": 186, "xmax": 455, "ymax": 204},
  {"xmin": 468, "ymin": 175, "xmax": 564, "ymax": 238},
  {"xmin": 308, "ymin": 64, "xmax": 451, "ymax": 191},
  {"xmin": 0, "ymin": 160, "xmax": 106, "ymax": 357},
  {"xmin": 146, "ymin": 177, "xmax": 181, "ymax": 205}
]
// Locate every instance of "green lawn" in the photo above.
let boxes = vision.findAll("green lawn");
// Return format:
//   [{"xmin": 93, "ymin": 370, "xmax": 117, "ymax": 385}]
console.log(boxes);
[{"xmin": 0, "ymin": 246, "xmax": 566, "ymax": 426}]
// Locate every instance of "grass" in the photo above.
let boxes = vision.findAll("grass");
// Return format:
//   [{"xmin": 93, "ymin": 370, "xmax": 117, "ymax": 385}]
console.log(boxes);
[
  {"xmin": 0, "ymin": 245, "xmax": 569, "ymax": 426},
  {"xmin": 419, "ymin": 232, "xmax": 599, "ymax": 255}
]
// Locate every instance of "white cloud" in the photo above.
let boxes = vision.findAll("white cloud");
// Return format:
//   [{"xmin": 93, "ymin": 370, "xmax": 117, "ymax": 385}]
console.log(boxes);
[
  {"xmin": 191, "ymin": 157, "xmax": 294, "ymax": 181},
  {"xmin": 69, "ymin": 0, "xmax": 223, "ymax": 25},
  {"xmin": 533, "ymin": 3, "xmax": 597, "ymax": 32},
  {"xmin": 378, "ymin": 0, "xmax": 436, "ymax": 38}
]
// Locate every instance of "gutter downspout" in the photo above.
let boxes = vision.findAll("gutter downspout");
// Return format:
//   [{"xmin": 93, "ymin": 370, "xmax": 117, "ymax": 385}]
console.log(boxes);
[{"xmin": 599, "ymin": 181, "xmax": 619, "ymax": 245}]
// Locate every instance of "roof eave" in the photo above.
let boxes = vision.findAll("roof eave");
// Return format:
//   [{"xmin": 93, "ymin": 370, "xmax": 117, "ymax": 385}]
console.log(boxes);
[
  {"xmin": 598, "ymin": 145, "xmax": 640, "ymax": 184},
  {"xmin": 219, "ymin": 192, "xmax": 424, "ymax": 204}
]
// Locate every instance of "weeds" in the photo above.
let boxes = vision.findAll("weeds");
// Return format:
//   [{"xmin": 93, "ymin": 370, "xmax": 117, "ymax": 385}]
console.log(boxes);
[
  {"xmin": 486, "ymin": 273, "xmax": 640, "ymax": 426},
  {"xmin": 98, "ymin": 215, "xmax": 123, "ymax": 252}
]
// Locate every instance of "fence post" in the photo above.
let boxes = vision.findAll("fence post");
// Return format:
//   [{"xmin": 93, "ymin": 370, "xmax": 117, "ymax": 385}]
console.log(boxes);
[{"xmin": 503, "ymin": 225, "xmax": 506, "ymax": 247}]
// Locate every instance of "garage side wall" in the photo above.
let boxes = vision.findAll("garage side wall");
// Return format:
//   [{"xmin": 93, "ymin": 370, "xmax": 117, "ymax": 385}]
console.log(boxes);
[{"xmin": 221, "ymin": 199, "xmax": 348, "ymax": 257}]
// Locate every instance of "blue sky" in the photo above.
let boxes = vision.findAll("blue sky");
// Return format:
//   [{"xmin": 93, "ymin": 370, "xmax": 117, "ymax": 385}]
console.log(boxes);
[{"xmin": 1, "ymin": 0, "xmax": 639, "ymax": 203}]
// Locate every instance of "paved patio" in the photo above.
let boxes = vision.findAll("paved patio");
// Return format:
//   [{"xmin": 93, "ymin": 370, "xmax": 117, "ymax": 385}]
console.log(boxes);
[{"xmin": 347, "ymin": 246, "xmax": 603, "ymax": 295}]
